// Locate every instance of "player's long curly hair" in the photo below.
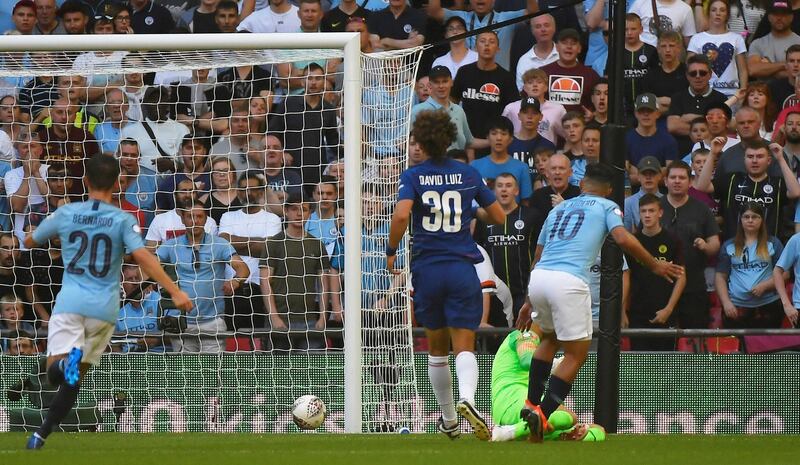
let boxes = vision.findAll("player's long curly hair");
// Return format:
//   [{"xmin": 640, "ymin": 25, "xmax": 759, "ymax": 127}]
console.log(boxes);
[{"xmin": 411, "ymin": 110, "xmax": 457, "ymax": 163}]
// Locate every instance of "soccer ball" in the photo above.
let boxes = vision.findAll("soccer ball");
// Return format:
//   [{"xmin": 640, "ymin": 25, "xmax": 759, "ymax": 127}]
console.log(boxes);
[{"xmin": 292, "ymin": 395, "xmax": 327, "ymax": 430}]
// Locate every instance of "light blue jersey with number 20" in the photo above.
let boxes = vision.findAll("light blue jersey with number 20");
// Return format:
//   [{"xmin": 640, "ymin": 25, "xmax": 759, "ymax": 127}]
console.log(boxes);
[
  {"xmin": 32, "ymin": 201, "xmax": 145, "ymax": 324},
  {"xmin": 536, "ymin": 193, "xmax": 624, "ymax": 284}
]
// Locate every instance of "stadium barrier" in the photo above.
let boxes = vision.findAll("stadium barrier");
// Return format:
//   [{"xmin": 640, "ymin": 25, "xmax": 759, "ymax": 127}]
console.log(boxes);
[{"xmin": 1, "ymin": 352, "xmax": 797, "ymax": 434}]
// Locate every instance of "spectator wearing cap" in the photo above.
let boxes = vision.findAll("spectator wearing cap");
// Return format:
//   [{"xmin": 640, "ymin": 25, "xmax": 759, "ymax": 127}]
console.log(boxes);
[
  {"xmin": 695, "ymin": 137, "xmax": 800, "ymax": 240},
  {"xmin": 9, "ymin": 1, "xmax": 36, "ymax": 35},
  {"xmin": 59, "ymin": 0, "xmax": 90, "ymax": 34},
  {"xmin": 155, "ymin": 135, "xmax": 213, "ymax": 212},
  {"xmin": 431, "ymin": 16, "xmax": 478, "ymax": 81},
  {"xmin": 752, "ymin": 0, "xmax": 800, "ymax": 40},
  {"xmin": 749, "ymin": 2, "xmax": 800, "ymax": 80},
  {"xmin": 427, "ymin": 0, "xmax": 539, "ymax": 71},
  {"xmin": 629, "ymin": 0, "xmax": 696, "ymax": 47},
  {"xmin": 695, "ymin": 102, "xmax": 739, "ymax": 154},
  {"xmin": 508, "ymin": 97, "xmax": 555, "ymax": 185},
  {"xmin": 322, "ymin": 0, "xmax": 369, "ymax": 32},
  {"xmin": 366, "ymin": 0, "xmax": 426, "ymax": 51},
  {"xmin": 514, "ymin": 13, "xmax": 559, "ymax": 91},
  {"xmin": 502, "ymin": 68, "xmax": 565, "ymax": 145},
  {"xmin": 667, "ymin": 54, "xmax": 729, "ymax": 154},
  {"xmin": 624, "ymin": 156, "xmax": 664, "ymax": 232},
  {"xmin": 470, "ymin": 116, "xmax": 533, "ymax": 204},
  {"xmin": 129, "ymin": 0, "xmax": 175, "ymax": 34},
  {"xmin": 626, "ymin": 93, "xmax": 679, "ymax": 184},
  {"xmin": 687, "ymin": 0, "xmax": 748, "ymax": 97},
  {"xmin": 540, "ymin": 28, "xmax": 601, "ymax": 114},
  {"xmin": 33, "ymin": 0, "xmax": 66, "ymax": 35},
  {"xmin": 451, "ymin": 31, "xmax": 518, "ymax": 154},
  {"xmin": 410, "ymin": 66, "xmax": 473, "ymax": 153}
]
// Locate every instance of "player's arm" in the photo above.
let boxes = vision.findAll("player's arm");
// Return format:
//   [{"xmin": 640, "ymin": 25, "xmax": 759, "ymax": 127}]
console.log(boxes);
[
  {"xmin": 131, "ymin": 248, "xmax": 193, "ymax": 312},
  {"xmin": 387, "ymin": 199, "xmax": 413, "ymax": 273},
  {"xmin": 610, "ymin": 227, "xmax": 684, "ymax": 282},
  {"xmin": 476, "ymin": 202, "xmax": 505, "ymax": 225}
]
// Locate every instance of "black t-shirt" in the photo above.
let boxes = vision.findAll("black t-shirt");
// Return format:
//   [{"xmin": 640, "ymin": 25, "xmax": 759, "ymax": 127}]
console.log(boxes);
[
  {"xmin": 641, "ymin": 63, "xmax": 688, "ymax": 100},
  {"xmin": 529, "ymin": 184, "xmax": 581, "ymax": 217},
  {"xmin": 451, "ymin": 63, "xmax": 518, "ymax": 139},
  {"xmin": 713, "ymin": 172, "xmax": 789, "ymax": 240},
  {"xmin": 660, "ymin": 196, "xmax": 720, "ymax": 292},
  {"xmin": 473, "ymin": 206, "xmax": 543, "ymax": 296},
  {"xmin": 623, "ymin": 43, "xmax": 659, "ymax": 113},
  {"xmin": 322, "ymin": 6, "xmax": 370, "ymax": 32},
  {"xmin": 768, "ymin": 77, "xmax": 797, "ymax": 111},
  {"xmin": 668, "ymin": 88, "xmax": 728, "ymax": 153},
  {"xmin": 131, "ymin": 1, "xmax": 175, "ymax": 34},
  {"xmin": 627, "ymin": 228, "xmax": 684, "ymax": 326},
  {"xmin": 212, "ymin": 66, "xmax": 273, "ymax": 118},
  {"xmin": 192, "ymin": 10, "xmax": 219, "ymax": 33},
  {"xmin": 366, "ymin": 6, "xmax": 427, "ymax": 40}
]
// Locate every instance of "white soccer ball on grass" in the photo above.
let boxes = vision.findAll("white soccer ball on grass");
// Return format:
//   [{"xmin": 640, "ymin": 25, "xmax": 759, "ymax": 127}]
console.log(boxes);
[{"xmin": 292, "ymin": 394, "xmax": 327, "ymax": 430}]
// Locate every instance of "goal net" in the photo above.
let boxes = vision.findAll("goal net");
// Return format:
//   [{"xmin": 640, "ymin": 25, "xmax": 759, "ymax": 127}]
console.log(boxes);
[{"xmin": 0, "ymin": 34, "xmax": 422, "ymax": 433}]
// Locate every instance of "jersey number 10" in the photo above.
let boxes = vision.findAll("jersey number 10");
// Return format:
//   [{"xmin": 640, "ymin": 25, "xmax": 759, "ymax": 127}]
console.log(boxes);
[
  {"xmin": 421, "ymin": 190, "xmax": 462, "ymax": 233},
  {"xmin": 548, "ymin": 209, "xmax": 585, "ymax": 241}
]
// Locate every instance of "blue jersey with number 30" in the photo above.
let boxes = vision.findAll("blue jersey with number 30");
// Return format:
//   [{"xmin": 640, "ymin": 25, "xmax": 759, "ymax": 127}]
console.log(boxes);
[
  {"xmin": 536, "ymin": 193, "xmax": 624, "ymax": 284},
  {"xmin": 398, "ymin": 159, "xmax": 496, "ymax": 265},
  {"xmin": 32, "ymin": 201, "xmax": 146, "ymax": 323}
]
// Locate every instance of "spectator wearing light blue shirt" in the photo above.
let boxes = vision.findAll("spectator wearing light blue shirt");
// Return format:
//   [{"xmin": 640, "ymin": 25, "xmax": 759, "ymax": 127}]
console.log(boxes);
[
  {"xmin": 470, "ymin": 116, "xmax": 533, "ymax": 202},
  {"xmin": 94, "ymin": 88, "xmax": 128, "ymax": 155},
  {"xmin": 116, "ymin": 264, "xmax": 168, "ymax": 353},
  {"xmin": 156, "ymin": 205, "xmax": 250, "ymax": 353},
  {"xmin": 719, "ymin": 203, "xmax": 785, "ymax": 329},
  {"xmin": 569, "ymin": 123, "xmax": 601, "ymax": 186},
  {"xmin": 427, "ymin": 0, "xmax": 540, "ymax": 71},
  {"xmin": 410, "ymin": 66, "xmax": 474, "ymax": 151},
  {"xmin": 362, "ymin": 68, "xmax": 413, "ymax": 158},
  {"xmin": 118, "ymin": 139, "xmax": 158, "ymax": 228},
  {"xmin": 623, "ymin": 156, "xmax": 663, "ymax": 232}
]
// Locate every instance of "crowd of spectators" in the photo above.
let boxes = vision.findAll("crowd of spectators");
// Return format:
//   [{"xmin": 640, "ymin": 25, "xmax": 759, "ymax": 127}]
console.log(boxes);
[{"xmin": 1, "ymin": 0, "xmax": 800, "ymax": 356}]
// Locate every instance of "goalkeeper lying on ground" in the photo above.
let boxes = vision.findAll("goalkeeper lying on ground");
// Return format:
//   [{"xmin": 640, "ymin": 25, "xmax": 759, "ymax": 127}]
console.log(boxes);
[{"xmin": 490, "ymin": 328, "xmax": 606, "ymax": 442}]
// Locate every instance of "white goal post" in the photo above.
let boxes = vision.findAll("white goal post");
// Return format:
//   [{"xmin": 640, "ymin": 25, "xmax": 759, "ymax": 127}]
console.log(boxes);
[{"xmin": 0, "ymin": 33, "xmax": 422, "ymax": 434}]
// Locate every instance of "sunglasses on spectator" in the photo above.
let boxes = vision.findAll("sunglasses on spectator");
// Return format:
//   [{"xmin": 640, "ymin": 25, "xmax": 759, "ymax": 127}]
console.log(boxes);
[{"xmin": 688, "ymin": 70, "xmax": 709, "ymax": 77}]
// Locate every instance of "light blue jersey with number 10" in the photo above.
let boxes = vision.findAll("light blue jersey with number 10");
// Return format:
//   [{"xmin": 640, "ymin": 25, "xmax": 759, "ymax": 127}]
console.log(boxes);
[
  {"xmin": 535, "ymin": 193, "xmax": 624, "ymax": 284},
  {"xmin": 31, "ymin": 200, "xmax": 146, "ymax": 324}
]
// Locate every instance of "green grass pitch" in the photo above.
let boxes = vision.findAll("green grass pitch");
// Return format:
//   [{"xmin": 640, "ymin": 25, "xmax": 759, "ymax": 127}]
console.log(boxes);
[{"xmin": 0, "ymin": 433, "xmax": 798, "ymax": 465}]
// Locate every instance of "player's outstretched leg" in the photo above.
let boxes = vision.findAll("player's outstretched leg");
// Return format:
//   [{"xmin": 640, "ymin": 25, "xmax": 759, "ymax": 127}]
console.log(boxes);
[
  {"xmin": 428, "ymin": 354, "xmax": 459, "ymax": 438},
  {"xmin": 453, "ymin": 349, "xmax": 489, "ymax": 441},
  {"xmin": 27, "ymin": 348, "xmax": 84, "ymax": 450}
]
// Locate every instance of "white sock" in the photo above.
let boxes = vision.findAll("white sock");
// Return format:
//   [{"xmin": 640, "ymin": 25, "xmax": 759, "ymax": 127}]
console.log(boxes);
[
  {"xmin": 455, "ymin": 351, "xmax": 478, "ymax": 405},
  {"xmin": 428, "ymin": 355, "xmax": 457, "ymax": 423}
]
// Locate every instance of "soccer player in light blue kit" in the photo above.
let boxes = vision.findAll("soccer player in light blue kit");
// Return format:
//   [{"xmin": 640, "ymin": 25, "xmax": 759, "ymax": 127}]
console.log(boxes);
[
  {"xmin": 517, "ymin": 163, "xmax": 684, "ymax": 442},
  {"xmin": 387, "ymin": 110, "xmax": 505, "ymax": 440},
  {"xmin": 24, "ymin": 154, "xmax": 192, "ymax": 449}
]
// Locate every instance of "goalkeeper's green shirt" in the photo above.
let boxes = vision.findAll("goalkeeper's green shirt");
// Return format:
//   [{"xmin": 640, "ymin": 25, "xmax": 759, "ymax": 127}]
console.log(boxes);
[{"xmin": 490, "ymin": 330, "xmax": 536, "ymax": 426}]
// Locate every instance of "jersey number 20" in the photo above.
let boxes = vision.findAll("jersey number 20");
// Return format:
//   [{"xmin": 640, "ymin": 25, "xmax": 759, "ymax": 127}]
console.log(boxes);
[
  {"xmin": 66, "ymin": 231, "xmax": 112, "ymax": 278},
  {"xmin": 421, "ymin": 190, "xmax": 462, "ymax": 233}
]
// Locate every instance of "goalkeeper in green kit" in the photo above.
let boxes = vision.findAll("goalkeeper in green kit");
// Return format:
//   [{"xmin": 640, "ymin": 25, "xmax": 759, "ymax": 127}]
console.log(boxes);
[{"xmin": 490, "ymin": 328, "xmax": 606, "ymax": 442}]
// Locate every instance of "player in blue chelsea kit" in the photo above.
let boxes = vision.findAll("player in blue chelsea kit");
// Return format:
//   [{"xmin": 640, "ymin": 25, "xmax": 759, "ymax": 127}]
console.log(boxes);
[
  {"xmin": 516, "ymin": 163, "xmax": 684, "ymax": 442},
  {"xmin": 387, "ymin": 110, "xmax": 505, "ymax": 440},
  {"xmin": 24, "ymin": 155, "xmax": 192, "ymax": 449}
]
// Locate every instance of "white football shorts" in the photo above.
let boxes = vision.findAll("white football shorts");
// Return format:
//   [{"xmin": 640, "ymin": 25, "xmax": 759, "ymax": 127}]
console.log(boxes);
[
  {"xmin": 528, "ymin": 268, "xmax": 592, "ymax": 341},
  {"xmin": 47, "ymin": 313, "xmax": 115, "ymax": 365}
]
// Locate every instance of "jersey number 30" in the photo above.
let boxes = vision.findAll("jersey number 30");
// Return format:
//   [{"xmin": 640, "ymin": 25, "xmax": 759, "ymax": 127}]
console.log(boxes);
[{"xmin": 421, "ymin": 190, "xmax": 462, "ymax": 233}]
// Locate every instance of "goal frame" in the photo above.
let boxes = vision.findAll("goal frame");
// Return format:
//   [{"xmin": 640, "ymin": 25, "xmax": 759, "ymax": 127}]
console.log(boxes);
[{"xmin": 0, "ymin": 32, "xmax": 364, "ymax": 433}]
